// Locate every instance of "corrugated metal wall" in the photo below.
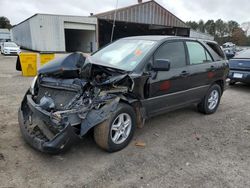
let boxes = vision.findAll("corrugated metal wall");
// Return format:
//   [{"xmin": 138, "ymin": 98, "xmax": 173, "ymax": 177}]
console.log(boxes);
[
  {"xmin": 12, "ymin": 20, "xmax": 33, "ymax": 49},
  {"xmin": 12, "ymin": 14, "xmax": 97, "ymax": 52},
  {"xmin": 96, "ymin": 1, "xmax": 188, "ymax": 28},
  {"xmin": 12, "ymin": 1, "xmax": 189, "ymax": 52},
  {"xmin": 0, "ymin": 29, "xmax": 11, "ymax": 41}
]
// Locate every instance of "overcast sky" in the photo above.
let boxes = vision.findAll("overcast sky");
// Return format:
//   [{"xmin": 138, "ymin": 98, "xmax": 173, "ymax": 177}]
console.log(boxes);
[{"xmin": 1, "ymin": 0, "xmax": 250, "ymax": 25}]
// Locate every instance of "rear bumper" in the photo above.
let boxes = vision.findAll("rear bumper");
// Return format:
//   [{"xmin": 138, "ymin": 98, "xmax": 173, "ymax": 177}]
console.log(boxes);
[
  {"xmin": 18, "ymin": 94, "xmax": 80, "ymax": 153},
  {"xmin": 228, "ymin": 70, "xmax": 250, "ymax": 83}
]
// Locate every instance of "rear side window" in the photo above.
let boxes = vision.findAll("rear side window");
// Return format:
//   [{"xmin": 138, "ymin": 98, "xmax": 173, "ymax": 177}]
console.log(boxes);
[
  {"xmin": 186, "ymin": 41, "xmax": 212, "ymax": 65},
  {"xmin": 154, "ymin": 41, "xmax": 186, "ymax": 69},
  {"xmin": 206, "ymin": 42, "xmax": 225, "ymax": 59}
]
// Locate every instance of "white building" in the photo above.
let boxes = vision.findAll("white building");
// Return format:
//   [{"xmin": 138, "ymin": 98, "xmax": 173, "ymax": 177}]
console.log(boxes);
[
  {"xmin": 12, "ymin": 1, "xmax": 194, "ymax": 53},
  {"xmin": 12, "ymin": 1, "xmax": 214, "ymax": 53},
  {"xmin": 0, "ymin": 28, "xmax": 11, "ymax": 42},
  {"xmin": 12, "ymin": 14, "xmax": 98, "ymax": 52}
]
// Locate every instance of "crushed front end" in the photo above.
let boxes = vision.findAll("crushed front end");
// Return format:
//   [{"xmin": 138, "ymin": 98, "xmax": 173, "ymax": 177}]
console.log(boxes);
[{"xmin": 18, "ymin": 53, "xmax": 137, "ymax": 153}]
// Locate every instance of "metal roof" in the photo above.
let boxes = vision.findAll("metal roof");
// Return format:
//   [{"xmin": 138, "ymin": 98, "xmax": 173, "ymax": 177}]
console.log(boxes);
[{"xmin": 95, "ymin": 0, "xmax": 188, "ymax": 28}]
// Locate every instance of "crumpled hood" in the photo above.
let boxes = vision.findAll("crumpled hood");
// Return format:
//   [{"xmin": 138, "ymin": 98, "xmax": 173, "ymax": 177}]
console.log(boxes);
[
  {"xmin": 38, "ymin": 52, "xmax": 86, "ymax": 78},
  {"xmin": 38, "ymin": 52, "xmax": 131, "ymax": 86}
]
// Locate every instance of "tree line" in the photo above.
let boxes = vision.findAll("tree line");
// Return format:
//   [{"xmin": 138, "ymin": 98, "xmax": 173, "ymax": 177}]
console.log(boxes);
[
  {"xmin": 0, "ymin": 16, "xmax": 12, "ymax": 29},
  {"xmin": 186, "ymin": 19, "xmax": 250, "ymax": 46}
]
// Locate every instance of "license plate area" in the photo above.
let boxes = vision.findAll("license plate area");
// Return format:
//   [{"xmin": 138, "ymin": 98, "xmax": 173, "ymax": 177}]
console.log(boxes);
[{"xmin": 233, "ymin": 73, "xmax": 243, "ymax": 78}]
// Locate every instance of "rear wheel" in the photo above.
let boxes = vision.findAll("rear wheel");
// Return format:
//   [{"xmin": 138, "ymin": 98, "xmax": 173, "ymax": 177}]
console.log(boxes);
[
  {"xmin": 94, "ymin": 103, "xmax": 136, "ymax": 152},
  {"xmin": 198, "ymin": 84, "xmax": 221, "ymax": 114}
]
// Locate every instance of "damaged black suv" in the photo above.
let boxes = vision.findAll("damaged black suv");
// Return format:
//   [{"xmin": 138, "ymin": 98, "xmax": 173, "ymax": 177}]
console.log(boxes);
[{"xmin": 18, "ymin": 36, "xmax": 229, "ymax": 153}]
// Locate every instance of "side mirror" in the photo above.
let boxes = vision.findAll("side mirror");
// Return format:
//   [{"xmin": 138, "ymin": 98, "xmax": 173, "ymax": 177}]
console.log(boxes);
[{"xmin": 152, "ymin": 59, "xmax": 171, "ymax": 71}]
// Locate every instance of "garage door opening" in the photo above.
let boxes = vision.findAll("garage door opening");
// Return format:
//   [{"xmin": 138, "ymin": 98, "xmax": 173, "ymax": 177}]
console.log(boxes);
[
  {"xmin": 64, "ymin": 29, "xmax": 96, "ymax": 53},
  {"xmin": 98, "ymin": 19, "xmax": 189, "ymax": 48}
]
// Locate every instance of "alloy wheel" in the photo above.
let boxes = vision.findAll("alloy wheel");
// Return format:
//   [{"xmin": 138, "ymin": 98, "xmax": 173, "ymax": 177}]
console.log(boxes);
[
  {"xmin": 208, "ymin": 90, "xmax": 219, "ymax": 110},
  {"xmin": 110, "ymin": 113, "xmax": 132, "ymax": 144}
]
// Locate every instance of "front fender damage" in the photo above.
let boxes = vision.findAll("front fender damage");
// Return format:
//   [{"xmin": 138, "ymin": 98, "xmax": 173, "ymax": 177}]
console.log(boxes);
[
  {"xmin": 19, "ymin": 88, "xmax": 128, "ymax": 153},
  {"xmin": 80, "ymin": 97, "xmax": 120, "ymax": 135}
]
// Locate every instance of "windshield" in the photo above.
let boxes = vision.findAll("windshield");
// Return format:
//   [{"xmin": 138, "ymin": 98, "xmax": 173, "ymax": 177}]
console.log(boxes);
[
  {"xmin": 4, "ymin": 42, "xmax": 18, "ymax": 47},
  {"xmin": 90, "ymin": 39, "xmax": 156, "ymax": 71}
]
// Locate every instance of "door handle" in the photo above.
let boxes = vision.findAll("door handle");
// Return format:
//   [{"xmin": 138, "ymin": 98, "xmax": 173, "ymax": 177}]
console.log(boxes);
[{"xmin": 180, "ymin": 71, "xmax": 190, "ymax": 77}]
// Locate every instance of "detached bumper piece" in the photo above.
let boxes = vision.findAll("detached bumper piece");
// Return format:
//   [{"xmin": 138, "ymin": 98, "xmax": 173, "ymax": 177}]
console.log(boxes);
[{"xmin": 18, "ymin": 94, "xmax": 80, "ymax": 154}]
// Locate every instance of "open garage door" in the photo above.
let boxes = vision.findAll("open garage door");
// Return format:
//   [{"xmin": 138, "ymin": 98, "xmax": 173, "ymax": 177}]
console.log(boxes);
[
  {"xmin": 98, "ymin": 20, "xmax": 189, "ymax": 48},
  {"xmin": 64, "ymin": 22, "xmax": 96, "ymax": 53}
]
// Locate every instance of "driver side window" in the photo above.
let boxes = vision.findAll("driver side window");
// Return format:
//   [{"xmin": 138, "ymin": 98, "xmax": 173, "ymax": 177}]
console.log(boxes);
[{"xmin": 154, "ymin": 41, "xmax": 186, "ymax": 69}]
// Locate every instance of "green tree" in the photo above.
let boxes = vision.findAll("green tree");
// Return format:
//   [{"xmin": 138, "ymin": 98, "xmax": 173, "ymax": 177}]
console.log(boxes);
[
  {"xmin": 185, "ymin": 19, "xmax": 248, "ymax": 45},
  {"xmin": 198, "ymin": 20, "xmax": 205, "ymax": 33},
  {"xmin": 0, "ymin": 16, "xmax": 12, "ymax": 29},
  {"xmin": 215, "ymin": 19, "xmax": 228, "ymax": 37},
  {"xmin": 227, "ymin": 20, "xmax": 239, "ymax": 36},
  {"xmin": 205, "ymin": 20, "xmax": 216, "ymax": 36},
  {"xmin": 246, "ymin": 36, "xmax": 250, "ymax": 46},
  {"xmin": 186, "ymin": 21, "xmax": 199, "ymax": 30}
]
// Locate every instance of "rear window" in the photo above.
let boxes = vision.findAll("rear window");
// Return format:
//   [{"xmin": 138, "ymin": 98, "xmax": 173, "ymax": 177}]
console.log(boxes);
[{"xmin": 206, "ymin": 42, "xmax": 225, "ymax": 60}]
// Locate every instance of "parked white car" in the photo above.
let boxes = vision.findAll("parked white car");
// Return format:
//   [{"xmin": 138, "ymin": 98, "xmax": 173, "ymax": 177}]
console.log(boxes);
[{"xmin": 1, "ymin": 42, "xmax": 21, "ymax": 55}]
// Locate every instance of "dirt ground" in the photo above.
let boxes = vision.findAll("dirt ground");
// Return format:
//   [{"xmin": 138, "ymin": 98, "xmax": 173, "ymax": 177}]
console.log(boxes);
[{"xmin": 0, "ymin": 54, "xmax": 250, "ymax": 188}]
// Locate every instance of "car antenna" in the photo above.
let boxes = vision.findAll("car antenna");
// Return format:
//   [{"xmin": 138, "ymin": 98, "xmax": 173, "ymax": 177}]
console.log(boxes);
[{"xmin": 110, "ymin": 0, "xmax": 119, "ymax": 43}]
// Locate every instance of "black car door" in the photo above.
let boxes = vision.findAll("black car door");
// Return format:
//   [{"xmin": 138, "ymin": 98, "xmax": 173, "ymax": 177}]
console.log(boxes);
[
  {"xmin": 142, "ymin": 40, "xmax": 191, "ymax": 117},
  {"xmin": 184, "ymin": 41, "xmax": 215, "ymax": 101}
]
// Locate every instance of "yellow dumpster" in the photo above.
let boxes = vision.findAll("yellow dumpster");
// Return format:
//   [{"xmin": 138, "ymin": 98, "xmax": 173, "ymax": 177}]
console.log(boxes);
[
  {"xmin": 19, "ymin": 53, "xmax": 37, "ymax": 77},
  {"xmin": 40, "ymin": 53, "xmax": 55, "ymax": 66}
]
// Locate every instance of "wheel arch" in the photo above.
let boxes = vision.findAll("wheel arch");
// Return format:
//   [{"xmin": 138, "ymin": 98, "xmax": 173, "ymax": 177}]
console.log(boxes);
[
  {"xmin": 119, "ymin": 97, "xmax": 146, "ymax": 129},
  {"xmin": 214, "ymin": 79, "xmax": 224, "ymax": 94}
]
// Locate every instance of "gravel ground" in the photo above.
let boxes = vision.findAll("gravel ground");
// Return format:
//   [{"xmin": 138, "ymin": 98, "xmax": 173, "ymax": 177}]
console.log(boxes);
[{"xmin": 0, "ymin": 54, "xmax": 250, "ymax": 188}]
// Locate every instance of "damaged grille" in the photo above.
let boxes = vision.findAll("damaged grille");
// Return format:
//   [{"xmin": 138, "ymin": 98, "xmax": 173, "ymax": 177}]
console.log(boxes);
[{"xmin": 36, "ymin": 86, "xmax": 78, "ymax": 110}]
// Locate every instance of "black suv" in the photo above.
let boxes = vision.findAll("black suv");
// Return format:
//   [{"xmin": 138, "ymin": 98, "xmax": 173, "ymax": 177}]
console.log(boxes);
[{"xmin": 18, "ymin": 36, "xmax": 229, "ymax": 153}]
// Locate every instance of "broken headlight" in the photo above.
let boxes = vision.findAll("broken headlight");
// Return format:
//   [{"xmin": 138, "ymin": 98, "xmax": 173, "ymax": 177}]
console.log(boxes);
[{"xmin": 30, "ymin": 76, "xmax": 38, "ymax": 95}]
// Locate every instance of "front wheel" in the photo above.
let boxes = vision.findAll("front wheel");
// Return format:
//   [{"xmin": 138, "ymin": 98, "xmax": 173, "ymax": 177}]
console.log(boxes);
[
  {"xmin": 198, "ymin": 84, "xmax": 222, "ymax": 114},
  {"xmin": 94, "ymin": 103, "xmax": 136, "ymax": 152}
]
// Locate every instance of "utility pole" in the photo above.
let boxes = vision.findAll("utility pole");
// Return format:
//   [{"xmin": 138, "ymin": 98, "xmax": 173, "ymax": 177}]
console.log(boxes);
[{"xmin": 110, "ymin": 0, "xmax": 119, "ymax": 43}]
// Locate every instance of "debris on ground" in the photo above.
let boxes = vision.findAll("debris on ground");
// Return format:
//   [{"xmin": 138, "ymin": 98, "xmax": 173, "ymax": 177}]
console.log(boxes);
[
  {"xmin": 135, "ymin": 141, "xmax": 146, "ymax": 148},
  {"xmin": 243, "ymin": 126, "xmax": 250, "ymax": 133},
  {"xmin": 153, "ymin": 133, "xmax": 159, "ymax": 137},
  {"xmin": 0, "ymin": 153, "xmax": 5, "ymax": 161},
  {"xmin": 192, "ymin": 132, "xmax": 201, "ymax": 140}
]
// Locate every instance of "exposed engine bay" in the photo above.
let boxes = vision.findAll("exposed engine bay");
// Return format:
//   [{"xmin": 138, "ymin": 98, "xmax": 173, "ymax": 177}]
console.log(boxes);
[{"xmin": 18, "ymin": 53, "xmax": 148, "ymax": 153}]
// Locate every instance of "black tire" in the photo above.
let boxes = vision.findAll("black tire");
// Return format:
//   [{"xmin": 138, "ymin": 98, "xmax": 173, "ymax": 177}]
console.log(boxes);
[
  {"xmin": 94, "ymin": 103, "xmax": 136, "ymax": 152},
  {"xmin": 229, "ymin": 80, "xmax": 236, "ymax": 85},
  {"xmin": 198, "ymin": 84, "xmax": 222, "ymax": 114}
]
